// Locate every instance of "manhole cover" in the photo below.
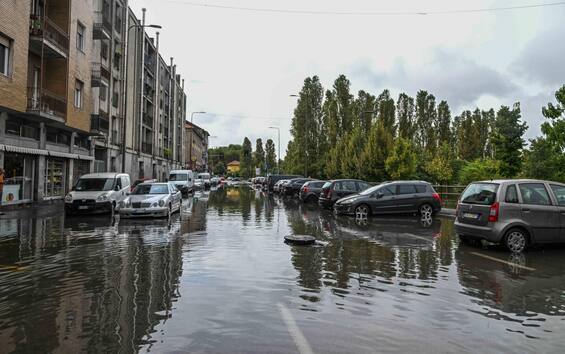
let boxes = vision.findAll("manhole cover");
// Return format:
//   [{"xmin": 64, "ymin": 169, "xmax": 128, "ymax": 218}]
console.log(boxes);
[{"xmin": 284, "ymin": 235, "xmax": 316, "ymax": 245}]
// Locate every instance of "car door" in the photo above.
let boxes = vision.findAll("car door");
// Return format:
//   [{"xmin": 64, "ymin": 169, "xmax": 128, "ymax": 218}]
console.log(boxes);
[
  {"xmin": 368, "ymin": 185, "xmax": 397, "ymax": 214},
  {"xmin": 394, "ymin": 183, "xmax": 417, "ymax": 212},
  {"xmin": 517, "ymin": 182, "xmax": 560, "ymax": 243},
  {"xmin": 549, "ymin": 184, "xmax": 565, "ymax": 242}
]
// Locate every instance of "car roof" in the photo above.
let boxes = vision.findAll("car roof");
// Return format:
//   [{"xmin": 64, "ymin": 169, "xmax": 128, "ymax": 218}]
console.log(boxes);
[
  {"xmin": 329, "ymin": 179, "xmax": 365, "ymax": 183},
  {"xmin": 170, "ymin": 170, "xmax": 192, "ymax": 173},
  {"xmin": 473, "ymin": 179, "xmax": 562, "ymax": 184},
  {"xmin": 80, "ymin": 172, "xmax": 123, "ymax": 179}
]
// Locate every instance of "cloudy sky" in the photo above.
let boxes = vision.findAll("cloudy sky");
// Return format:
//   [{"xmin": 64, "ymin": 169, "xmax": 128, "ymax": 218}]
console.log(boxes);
[{"xmin": 128, "ymin": 0, "xmax": 565, "ymax": 156}]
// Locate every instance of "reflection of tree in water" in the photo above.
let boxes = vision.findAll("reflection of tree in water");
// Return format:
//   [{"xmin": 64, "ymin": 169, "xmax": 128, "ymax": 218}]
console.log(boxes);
[{"xmin": 0, "ymin": 212, "xmax": 186, "ymax": 353}]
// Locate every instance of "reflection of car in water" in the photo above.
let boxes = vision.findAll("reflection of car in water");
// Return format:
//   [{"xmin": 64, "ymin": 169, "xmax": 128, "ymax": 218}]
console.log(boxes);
[
  {"xmin": 118, "ymin": 214, "xmax": 181, "ymax": 237},
  {"xmin": 455, "ymin": 245, "xmax": 565, "ymax": 318}
]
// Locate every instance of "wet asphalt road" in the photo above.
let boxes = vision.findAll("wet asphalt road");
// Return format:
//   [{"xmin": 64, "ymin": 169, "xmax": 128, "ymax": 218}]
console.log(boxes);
[{"xmin": 0, "ymin": 185, "xmax": 564, "ymax": 353}]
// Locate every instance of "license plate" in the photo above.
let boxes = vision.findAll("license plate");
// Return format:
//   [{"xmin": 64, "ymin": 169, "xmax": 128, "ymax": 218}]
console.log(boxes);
[
  {"xmin": 78, "ymin": 206, "xmax": 89, "ymax": 210},
  {"xmin": 463, "ymin": 212, "xmax": 479, "ymax": 219}
]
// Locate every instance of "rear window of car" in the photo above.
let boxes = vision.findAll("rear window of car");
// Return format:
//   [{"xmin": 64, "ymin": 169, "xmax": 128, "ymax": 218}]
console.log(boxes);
[
  {"xmin": 550, "ymin": 184, "xmax": 565, "ymax": 206},
  {"xmin": 312, "ymin": 181, "xmax": 325, "ymax": 188},
  {"xmin": 461, "ymin": 183, "xmax": 499, "ymax": 205},
  {"xmin": 397, "ymin": 184, "xmax": 416, "ymax": 194},
  {"xmin": 519, "ymin": 183, "xmax": 552, "ymax": 206},
  {"xmin": 415, "ymin": 184, "xmax": 427, "ymax": 193}
]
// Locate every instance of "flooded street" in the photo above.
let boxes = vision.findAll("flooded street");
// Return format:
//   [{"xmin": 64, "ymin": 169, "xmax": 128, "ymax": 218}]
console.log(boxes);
[{"xmin": 1, "ymin": 186, "xmax": 565, "ymax": 353}]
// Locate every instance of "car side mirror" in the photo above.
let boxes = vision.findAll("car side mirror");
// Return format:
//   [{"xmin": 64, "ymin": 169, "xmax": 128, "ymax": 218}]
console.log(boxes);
[{"xmin": 375, "ymin": 192, "xmax": 383, "ymax": 199}]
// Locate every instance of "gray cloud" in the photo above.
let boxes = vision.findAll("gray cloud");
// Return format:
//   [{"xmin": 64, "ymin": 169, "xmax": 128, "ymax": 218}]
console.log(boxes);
[{"xmin": 512, "ymin": 26, "xmax": 565, "ymax": 88}]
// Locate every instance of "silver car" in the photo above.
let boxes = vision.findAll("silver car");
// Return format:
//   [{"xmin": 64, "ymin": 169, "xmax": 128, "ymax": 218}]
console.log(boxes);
[
  {"xmin": 455, "ymin": 179, "xmax": 565, "ymax": 253},
  {"xmin": 119, "ymin": 182, "xmax": 182, "ymax": 218}
]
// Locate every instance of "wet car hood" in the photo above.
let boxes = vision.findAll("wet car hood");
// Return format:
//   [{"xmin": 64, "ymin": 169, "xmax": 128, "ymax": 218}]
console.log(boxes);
[
  {"xmin": 126, "ymin": 194, "xmax": 168, "ymax": 204},
  {"xmin": 336, "ymin": 194, "xmax": 362, "ymax": 204}
]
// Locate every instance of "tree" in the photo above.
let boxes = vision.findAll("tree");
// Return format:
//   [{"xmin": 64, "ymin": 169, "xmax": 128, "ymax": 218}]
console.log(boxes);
[
  {"xmin": 333, "ymin": 75, "xmax": 354, "ymax": 137},
  {"xmin": 353, "ymin": 90, "xmax": 377, "ymax": 132},
  {"xmin": 385, "ymin": 137, "xmax": 417, "ymax": 180},
  {"xmin": 360, "ymin": 121, "xmax": 393, "ymax": 182},
  {"xmin": 341, "ymin": 125, "xmax": 365, "ymax": 178},
  {"xmin": 522, "ymin": 137, "xmax": 565, "ymax": 182},
  {"xmin": 491, "ymin": 104, "xmax": 528, "ymax": 178},
  {"xmin": 254, "ymin": 138, "xmax": 265, "ymax": 174},
  {"xmin": 241, "ymin": 137, "xmax": 253, "ymax": 178},
  {"xmin": 458, "ymin": 159, "xmax": 501, "ymax": 184},
  {"xmin": 265, "ymin": 139, "xmax": 277, "ymax": 174},
  {"xmin": 541, "ymin": 84, "xmax": 565, "ymax": 150},
  {"xmin": 214, "ymin": 161, "xmax": 226, "ymax": 176},
  {"xmin": 424, "ymin": 143, "xmax": 454, "ymax": 184},
  {"xmin": 397, "ymin": 93, "xmax": 415, "ymax": 140},
  {"xmin": 436, "ymin": 101, "xmax": 451, "ymax": 146},
  {"xmin": 377, "ymin": 89, "xmax": 396, "ymax": 135},
  {"xmin": 415, "ymin": 90, "xmax": 437, "ymax": 154}
]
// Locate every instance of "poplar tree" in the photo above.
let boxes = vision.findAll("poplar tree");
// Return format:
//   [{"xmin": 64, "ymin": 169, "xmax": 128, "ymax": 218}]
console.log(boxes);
[
  {"xmin": 397, "ymin": 93, "xmax": 415, "ymax": 140},
  {"xmin": 254, "ymin": 138, "xmax": 265, "ymax": 173},
  {"xmin": 491, "ymin": 104, "xmax": 527, "ymax": 177},
  {"xmin": 265, "ymin": 139, "xmax": 277, "ymax": 174},
  {"xmin": 385, "ymin": 137, "xmax": 417, "ymax": 180},
  {"xmin": 241, "ymin": 137, "xmax": 253, "ymax": 178}
]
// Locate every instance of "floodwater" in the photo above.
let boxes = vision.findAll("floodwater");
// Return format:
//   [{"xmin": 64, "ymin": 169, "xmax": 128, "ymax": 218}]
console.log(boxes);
[{"xmin": 0, "ymin": 186, "xmax": 564, "ymax": 353}]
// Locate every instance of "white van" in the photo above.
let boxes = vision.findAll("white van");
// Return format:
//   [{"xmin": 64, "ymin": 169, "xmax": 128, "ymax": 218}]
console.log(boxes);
[
  {"xmin": 65, "ymin": 172, "xmax": 131, "ymax": 214},
  {"xmin": 199, "ymin": 172, "xmax": 211, "ymax": 189},
  {"xmin": 168, "ymin": 170, "xmax": 194, "ymax": 195}
]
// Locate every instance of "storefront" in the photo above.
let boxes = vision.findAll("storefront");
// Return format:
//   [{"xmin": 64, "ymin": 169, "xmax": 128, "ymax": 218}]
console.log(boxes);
[
  {"xmin": 44, "ymin": 158, "xmax": 66, "ymax": 199},
  {"xmin": 2, "ymin": 152, "xmax": 36, "ymax": 205}
]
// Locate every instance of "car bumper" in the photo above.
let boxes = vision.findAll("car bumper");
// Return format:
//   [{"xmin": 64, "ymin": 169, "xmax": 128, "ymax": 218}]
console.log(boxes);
[
  {"xmin": 65, "ymin": 201, "xmax": 113, "ymax": 214},
  {"xmin": 334, "ymin": 203, "xmax": 355, "ymax": 215},
  {"xmin": 454, "ymin": 219, "xmax": 502, "ymax": 243},
  {"xmin": 119, "ymin": 207, "xmax": 169, "ymax": 218}
]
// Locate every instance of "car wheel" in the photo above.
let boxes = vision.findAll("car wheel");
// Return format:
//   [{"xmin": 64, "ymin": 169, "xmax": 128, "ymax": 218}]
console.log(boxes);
[
  {"xmin": 419, "ymin": 203, "xmax": 433, "ymax": 218},
  {"xmin": 504, "ymin": 228, "xmax": 528, "ymax": 253},
  {"xmin": 355, "ymin": 204, "xmax": 370, "ymax": 219}
]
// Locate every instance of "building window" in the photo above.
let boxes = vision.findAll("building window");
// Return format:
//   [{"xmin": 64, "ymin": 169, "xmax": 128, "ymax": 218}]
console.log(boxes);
[
  {"xmin": 77, "ymin": 22, "xmax": 85, "ymax": 52},
  {"xmin": 101, "ymin": 41, "xmax": 108, "ymax": 59},
  {"xmin": 0, "ymin": 34, "xmax": 11, "ymax": 76},
  {"xmin": 74, "ymin": 79, "xmax": 84, "ymax": 108},
  {"xmin": 100, "ymin": 84, "xmax": 107, "ymax": 101},
  {"xmin": 45, "ymin": 159, "xmax": 66, "ymax": 198}
]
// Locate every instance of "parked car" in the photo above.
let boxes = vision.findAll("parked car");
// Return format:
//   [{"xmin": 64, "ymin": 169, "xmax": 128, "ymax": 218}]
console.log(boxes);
[
  {"xmin": 198, "ymin": 172, "xmax": 212, "ymax": 189},
  {"xmin": 211, "ymin": 176, "xmax": 220, "ymax": 185},
  {"xmin": 273, "ymin": 179, "xmax": 289, "ymax": 193},
  {"xmin": 131, "ymin": 177, "xmax": 157, "ymax": 191},
  {"xmin": 282, "ymin": 178, "xmax": 314, "ymax": 196},
  {"xmin": 266, "ymin": 174, "xmax": 303, "ymax": 192},
  {"xmin": 455, "ymin": 179, "xmax": 565, "ymax": 253},
  {"xmin": 318, "ymin": 179, "xmax": 372, "ymax": 209},
  {"xmin": 119, "ymin": 182, "xmax": 182, "ymax": 218},
  {"xmin": 299, "ymin": 180, "xmax": 328, "ymax": 203},
  {"xmin": 169, "ymin": 170, "xmax": 194, "ymax": 195},
  {"xmin": 65, "ymin": 173, "xmax": 131, "ymax": 214},
  {"xmin": 334, "ymin": 181, "xmax": 442, "ymax": 218}
]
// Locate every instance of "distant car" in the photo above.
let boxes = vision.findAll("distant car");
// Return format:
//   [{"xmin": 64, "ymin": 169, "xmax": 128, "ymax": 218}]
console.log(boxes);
[
  {"xmin": 277, "ymin": 179, "xmax": 293, "ymax": 194},
  {"xmin": 282, "ymin": 178, "xmax": 314, "ymax": 196},
  {"xmin": 169, "ymin": 170, "xmax": 195, "ymax": 195},
  {"xmin": 131, "ymin": 177, "xmax": 157, "ymax": 191},
  {"xmin": 211, "ymin": 176, "xmax": 220, "ymax": 185},
  {"xmin": 273, "ymin": 179, "xmax": 288, "ymax": 193},
  {"xmin": 318, "ymin": 179, "xmax": 371, "ymax": 209},
  {"xmin": 455, "ymin": 179, "xmax": 565, "ymax": 253},
  {"xmin": 119, "ymin": 182, "xmax": 182, "ymax": 218},
  {"xmin": 198, "ymin": 172, "xmax": 211, "ymax": 189},
  {"xmin": 299, "ymin": 180, "xmax": 327, "ymax": 203},
  {"xmin": 266, "ymin": 174, "xmax": 303, "ymax": 192},
  {"xmin": 334, "ymin": 181, "xmax": 442, "ymax": 218}
]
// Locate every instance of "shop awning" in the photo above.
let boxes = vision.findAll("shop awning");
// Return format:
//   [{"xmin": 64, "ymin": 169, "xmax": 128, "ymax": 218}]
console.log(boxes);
[
  {"xmin": 1, "ymin": 144, "xmax": 48, "ymax": 156},
  {"xmin": 77, "ymin": 154, "xmax": 95, "ymax": 161},
  {"xmin": 48, "ymin": 151, "xmax": 95, "ymax": 160}
]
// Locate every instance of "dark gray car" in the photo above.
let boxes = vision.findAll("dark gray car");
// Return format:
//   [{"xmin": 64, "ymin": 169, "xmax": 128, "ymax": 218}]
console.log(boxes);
[
  {"xmin": 334, "ymin": 181, "xmax": 442, "ymax": 217},
  {"xmin": 454, "ymin": 179, "xmax": 565, "ymax": 253}
]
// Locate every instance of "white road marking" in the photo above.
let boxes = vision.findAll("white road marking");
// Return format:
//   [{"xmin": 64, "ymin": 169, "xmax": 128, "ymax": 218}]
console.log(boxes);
[
  {"xmin": 469, "ymin": 252, "xmax": 536, "ymax": 271},
  {"xmin": 277, "ymin": 303, "xmax": 315, "ymax": 354}
]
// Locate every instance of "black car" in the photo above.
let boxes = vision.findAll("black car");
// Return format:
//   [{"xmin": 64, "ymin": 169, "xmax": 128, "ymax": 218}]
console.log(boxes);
[
  {"xmin": 333, "ymin": 181, "xmax": 442, "ymax": 217},
  {"xmin": 266, "ymin": 174, "xmax": 303, "ymax": 192},
  {"xmin": 282, "ymin": 178, "xmax": 314, "ymax": 196},
  {"xmin": 318, "ymin": 179, "xmax": 371, "ymax": 209},
  {"xmin": 299, "ymin": 180, "xmax": 327, "ymax": 203}
]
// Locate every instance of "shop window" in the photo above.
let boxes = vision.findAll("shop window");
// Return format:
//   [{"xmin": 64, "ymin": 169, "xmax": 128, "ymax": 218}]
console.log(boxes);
[
  {"xmin": 0, "ymin": 34, "xmax": 11, "ymax": 76},
  {"xmin": 5, "ymin": 118, "xmax": 39, "ymax": 139},
  {"xmin": 45, "ymin": 159, "xmax": 65, "ymax": 198},
  {"xmin": 3, "ymin": 153, "xmax": 35, "ymax": 204},
  {"xmin": 46, "ymin": 128, "xmax": 70, "ymax": 145}
]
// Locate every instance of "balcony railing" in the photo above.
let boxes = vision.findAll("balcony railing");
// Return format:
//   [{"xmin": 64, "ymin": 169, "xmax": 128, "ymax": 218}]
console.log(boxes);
[
  {"xmin": 91, "ymin": 62, "xmax": 111, "ymax": 87},
  {"xmin": 141, "ymin": 142, "xmax": 153, "ymax": 154},
  {"xmin": 29, "ymin": 15, "xmax": 69, "ymax": 57},
  {"xmin": 91, "ymin": 112, "xmax": 110, "ymax": 132},
  {"xmin": 93, "ymin": 11, "xmax": 112, "ymax": 40},
  {"xmin": 27, "ymin": 87, "xmax": 67, "ymax": 119}
]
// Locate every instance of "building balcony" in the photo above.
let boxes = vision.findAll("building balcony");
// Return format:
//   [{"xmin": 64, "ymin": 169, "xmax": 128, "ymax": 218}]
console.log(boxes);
[
  {"xmin": 93, "ymin": 11, "xmax": 112, "ymax": 40},
  {"xmin": 29, "ymin": 15, "xmax": 69, "ymax": 59},
  {"xmin": 141, "ymin": 142, "xmax": 153, "ymax": 154},
  {"xmin": 91, "ymin": 111, "xmax": 110, "ymax": 132},
  {"xmin": 91, "ymin": 62, "xmax": 111, "ymax": 87},
  {"xmin": 27, "ymin": 87, "xmax": 67, "ymax": 121}
]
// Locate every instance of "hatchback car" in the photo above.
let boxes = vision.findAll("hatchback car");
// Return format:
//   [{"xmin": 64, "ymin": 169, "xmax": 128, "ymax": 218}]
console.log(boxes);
[
  {"xmin": 334, "ymin": 181, "xmax": 441, "ymax": 217},
  {"xmin": 299, "ymin": 180, "xmax": 327, "ymax": 203},
  {"xmin": 282, "ymin": 178, "xmax": 314, "ymax": 196},
  {"xmin": 454, "ymin": 179, "xmax": 565, "ymax": 253},
  {"xmin": 318, "ymin": 179, "xmax": 371, "ymax": 209}
]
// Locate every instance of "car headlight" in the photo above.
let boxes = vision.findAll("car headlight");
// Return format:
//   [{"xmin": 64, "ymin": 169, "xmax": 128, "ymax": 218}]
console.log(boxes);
[
  {"xmin": 97, "ymin": 194, "xmax": 109, "ymax": 202},
  {"xmin": 152, "ymin": 202, "xmax": 158, "ymax": 207},
  {"xmin": 120, "ymin": 200, "xmax": 130, "ymax": 208},
  {"xmin": 158, "ymin": 199, "xmax": 165, "ymax": 207},
  {"xmin": 65, "ymin": 194, "xmax": 73, "ymax": 203},
  {"xmin": 340, "ymin": 199, "xmax": 354, "ymax": 205}
]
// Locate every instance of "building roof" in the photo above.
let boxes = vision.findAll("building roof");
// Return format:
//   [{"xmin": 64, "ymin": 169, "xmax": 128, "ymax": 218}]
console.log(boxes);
[{"xmin": 227, "ymin": 160, "xmax": 240, "ymax": 166}]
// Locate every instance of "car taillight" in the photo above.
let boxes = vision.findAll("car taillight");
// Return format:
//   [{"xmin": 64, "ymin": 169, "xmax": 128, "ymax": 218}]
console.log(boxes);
[
  {"xmin": 432, "ymin": 192, "xmax": 442, "ymax": 205},
  {"xmin": 303, "ymin": 187, "xmax": 309, "ymax": 193},
  {"xmin": 327, "ymin": 189, "xmax": 332, "ymax": 198},
  {"xmin": 488, "ymin": 202, "xmax": 499, "ymax": 222}
]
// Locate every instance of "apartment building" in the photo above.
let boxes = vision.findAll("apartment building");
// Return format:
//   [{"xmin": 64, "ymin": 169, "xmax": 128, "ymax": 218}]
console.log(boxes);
[
  {"xmin": 185, "ymin": 122, "xmax": 209, "ymax": 172},
  {"xmin": 0, "ymin": 0, "xmax": 94, "ymax": 206}
]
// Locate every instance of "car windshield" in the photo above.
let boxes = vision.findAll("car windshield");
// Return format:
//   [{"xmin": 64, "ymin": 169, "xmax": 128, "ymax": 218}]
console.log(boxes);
[
  {"xmin": 75, "ymin": 178, "xmax": 114, "ymax": 191},
  {"xmin": 169, "ymin": 173, "xmax": 187, "ymax": 181},
  {"xmin": 360, "ymin": 184, "xmax": 383, "ymax": 195},
  {"xmin": 461, "ymin": 183, "xmax": 499, "ymax": 205},
  {"xmin": 132, "ymin": 184, "xmax": 169, "ymax": 195}
]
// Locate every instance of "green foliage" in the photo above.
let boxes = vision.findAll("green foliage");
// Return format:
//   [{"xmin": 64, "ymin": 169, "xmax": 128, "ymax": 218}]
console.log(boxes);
[
  {"xmin": 436, "ymin": 101, "xmax": 451, "ymax": 146},
  {"xmin": 208, "ymin": 144, "xmax": 242, "ymax": 168},
  {"xmin": 424, "ymin": 143, "xmax": 454, "ymax": 184},
  {"xmin": 241, "ymin": 137, "xmax": 253, "ymax": 178},
  {"xmin": 385, "ymin": 137, "xmax": 416, "ymax": 180},
  {"xmin": 491, "ymin": 104, "xmax": 527, "ymax": 177},
  {"xmin": 265, "ymin": 139, "xmax": 277, "ymax": 174},
  {"xmin": 521, "ymin": 137, "xmax": 565, "ymax": 182},
  {"xmin": 361, "ymin": 121, "xmax": 393, "ymax": 182},
  {"xmin": 415, "ymin": 90, "xmax": 437, "ymax": 155},
  {"xmin": 540, "ymin": 85, "xmax": 565, "ymax": 151},
  {"xmin": 214, "ymin": 161, "xmax": 226, "ymax": 175},
  {"xmin": 377, "ymin": 89, "xmax": 396, "ymax": 135},
  {"xmin": 397, "ymin": 93, "xmax": 415, "ymax": 140},
  {"xmin": 458, "ymin": 159, "xmax": 502, "ymax": 184},
  {"xmin": 341, "ymin": 125, "xmax": 365, "ymax": 178},
  {"xmin": 254, "ymin": 138, "xmax": 265, "ymax": 174}
]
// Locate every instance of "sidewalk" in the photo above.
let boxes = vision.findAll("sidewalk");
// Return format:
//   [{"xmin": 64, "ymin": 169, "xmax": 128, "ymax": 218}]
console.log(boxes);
[{"xmin": 0, "ymin": 200, "xmax": 64, "ymax": 219}]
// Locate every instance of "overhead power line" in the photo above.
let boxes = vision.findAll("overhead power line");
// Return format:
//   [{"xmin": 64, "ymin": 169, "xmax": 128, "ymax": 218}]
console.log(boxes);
[{"xmin": 164, "ymin": 1, "xmax": 565, "ymax": 16}]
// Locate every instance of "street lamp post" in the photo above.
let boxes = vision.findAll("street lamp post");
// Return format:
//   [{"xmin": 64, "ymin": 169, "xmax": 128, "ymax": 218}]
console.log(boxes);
[
  {"xmin": 189, "ymin": 111, "xmax": 206, "ymax": 171},
  {"xmin": 268, "ymin": 126, "xmax": 280, "ymax": 174},
  {"xmin": 121, "ymin": 22, "xmax": 161, "ymax": 173}
]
